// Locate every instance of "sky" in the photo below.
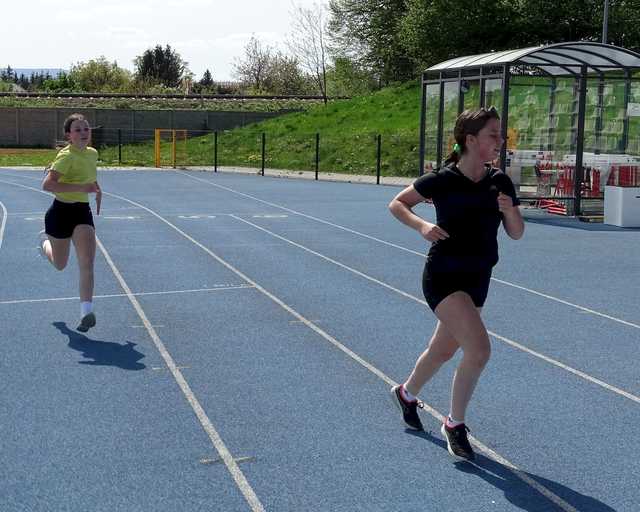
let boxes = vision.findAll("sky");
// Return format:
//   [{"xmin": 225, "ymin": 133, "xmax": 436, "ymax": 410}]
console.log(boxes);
[{"xmin": 4, "ymin": 0, "xmax": 326, "ymax": 81}]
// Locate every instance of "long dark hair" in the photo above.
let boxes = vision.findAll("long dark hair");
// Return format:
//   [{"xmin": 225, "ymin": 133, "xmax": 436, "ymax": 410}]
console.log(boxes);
[{"xmin": 444, "ymin": 107, "xmax": 500, "ymax": 165}]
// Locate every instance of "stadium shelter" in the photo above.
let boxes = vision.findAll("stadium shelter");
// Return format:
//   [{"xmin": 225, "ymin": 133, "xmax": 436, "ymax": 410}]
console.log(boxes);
[{"xmin": 419, "ymin": 42, "xmax": 640, "ymax": 215}]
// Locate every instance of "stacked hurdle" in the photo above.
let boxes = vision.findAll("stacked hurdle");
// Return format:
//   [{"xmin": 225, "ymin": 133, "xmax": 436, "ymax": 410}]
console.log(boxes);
[{"xmin": 609, "ymin": 165, "xmax": 640, "ymax": 187}]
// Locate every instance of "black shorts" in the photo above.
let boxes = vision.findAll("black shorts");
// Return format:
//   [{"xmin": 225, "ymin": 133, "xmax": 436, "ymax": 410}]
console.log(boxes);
[
  {"xmin": 422, "ymin": 262, "xmax": 492, "ymax": 312},
  {"xmin": 44, "ymin": 199, "xmax": 94, "ymax": 239}
]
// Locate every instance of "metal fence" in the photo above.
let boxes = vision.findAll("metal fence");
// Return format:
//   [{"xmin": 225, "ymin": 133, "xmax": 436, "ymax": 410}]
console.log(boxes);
[{"xmin": 91, "ymin": 127, "xmax": 421, "ymax": 181}]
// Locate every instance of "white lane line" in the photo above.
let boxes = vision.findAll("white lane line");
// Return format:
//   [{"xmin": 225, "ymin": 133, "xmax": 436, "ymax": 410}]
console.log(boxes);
[
  {"xmin": 96, "ymin": 238, "xmax": 265, "ymax": 512},
  {"xmin": 229, "ymin": 215, "xmax": 421, "ymax": 303},
  {"xmin": 229, "ymin": 214, "xmax": 640, "ymax": 406},
  {"xmin": 0, "ymin": 285, "xmax": 255, "ymax": 305},
  {"xmin": 106, "ymin": 189, "xmax": 578, "ymax": 512},
  {"xmin": 0, "ymin": 177, "xmax": 265, "ymax": 512},
  {"xmin": 0, "ymin": 200, "xmax": 7, "ymax": 250},
  {"xmin": 5, "ymin": 175, "xmax": 637, "ymax": 405},
  {"xmin": 490, "ymin": 278, "xmax": 640, "ymax": 330},
  {"xmin": 489, "ymin": 331, "xmax": 640, "ymax": 404},
  {"xmin": 1, "ymin": 172, "xmax": 584, "ymax": 511},
  {"xmin": 179, "ymin": 172, "xmax": 640, "ymax": 330}
]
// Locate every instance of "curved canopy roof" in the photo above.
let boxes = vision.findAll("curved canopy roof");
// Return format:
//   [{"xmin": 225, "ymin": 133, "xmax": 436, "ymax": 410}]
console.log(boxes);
[{"xmin": 426, "ymin": 42, "xmax": 640, "ymax": 76}]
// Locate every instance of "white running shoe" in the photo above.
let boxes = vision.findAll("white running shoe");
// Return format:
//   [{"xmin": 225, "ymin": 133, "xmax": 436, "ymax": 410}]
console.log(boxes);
[{"xmin": 37, "ymin": 230, "xmax": 49, "ymax": 260}]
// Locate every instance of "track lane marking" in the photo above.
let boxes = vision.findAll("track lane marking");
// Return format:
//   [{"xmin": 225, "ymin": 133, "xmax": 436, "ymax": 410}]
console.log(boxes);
[
  {"xmin": 104, "ymin": 188, "xmax": 579, "ymax": 512},
  {"xmin": 0, "ymin": 177, "xmax": 265, "ymax": 512},
  {"xmin": 178, "ymin": 171, "xmax": 640, "ymax": 331},
  {"xmin": 0, "ymin": 200, "xmax": 7, "ymax": 250},
  {"xmin": 0, "ymin": 285, "xmax": 255, "ymax": 305},
  {"xmin": 229, "ymin": 214, "xmax": 640, "ymax": 406}
]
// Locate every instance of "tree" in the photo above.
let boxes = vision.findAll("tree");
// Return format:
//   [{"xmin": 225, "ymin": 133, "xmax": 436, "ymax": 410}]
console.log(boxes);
[
  {"xmin": 200, "ymin": 69, "xmax": 214, "ymax": 87},
  {"xmin": 191, "ymin": 69, "xmax": 215, "ymax": 94},
  {"xmin": 512, "ymin": 0, "xmax": 601, "ymax": 47},
  {"xmin": 17, "ymin": 73, "xmax": 29, "ymax": 90},
  {"xmin": 327, "ymin": 0, "xmax": 414, "ymax": 86},
  {"xmin": 1, "ymin": 66, "xmax": 15, "ymax": 82},
  {"xmin": 607, "ymin": 0, "xmax": 640, "ymax": 49},
  {"xmin": 28, "ymin": 72, "xmax": 52, "ymax": 91},
  {"xmin": 400, "ymin": 0, "xmax": 519, "ymax": 72},
  {"xmin": 134, "ymin": 44, "xmax": 187, "ymax": 88},
  {"xmin": 232, "ymin": 36, "xmax": 314, "ymax": 95},
  {"xmin": 326, "ymin": 56, "xmax": 377, "ymax": 96},
  {"xmin": 264, "ymin": 52, "xmax": 314, "ymax": 95},
  {"xmin": 42, "ymin": 71, "xmax": 76, "ymax": 92},
  {"xmin": 68, "ymin": 57, "xmax": 131, "ymax": 92},
  {"xmin": 287, "ymin": 2, "xmax": 329, "ymax": 102},
  {"xmin": 514, "ymin": 0, "xmax": 640, "ymax": 49},
  {"xmin": 233, "ymin": 36, "xmax": 273, "ymax": 92},
  {"xmin": 327, "ymin": 0, "xmax": 640, "ymax": 86}
]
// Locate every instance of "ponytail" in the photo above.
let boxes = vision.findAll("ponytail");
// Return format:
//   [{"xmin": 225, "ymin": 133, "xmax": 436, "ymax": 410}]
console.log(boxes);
[{"xmin": 443, "ymin": 143, "xmax": 462, "ymax": 165}]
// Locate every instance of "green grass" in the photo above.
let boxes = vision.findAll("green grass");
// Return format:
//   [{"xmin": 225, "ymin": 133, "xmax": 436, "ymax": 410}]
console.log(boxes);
[
  {"xmin": 0, "ymin": 148, "xmax": 57, "ymax": 167},
  {"xmin": 81, "ymin": 82, "xmax": 425, "ymax": 177}
]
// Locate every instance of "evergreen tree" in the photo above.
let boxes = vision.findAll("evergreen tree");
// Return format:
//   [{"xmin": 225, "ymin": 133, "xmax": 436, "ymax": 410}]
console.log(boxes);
[
  {"xmin": 18, "ymin": 73, "xmax": 29, "ymax": 90},
  {"xmin": 200, "ymin": 69, "xmax": 214, "ymax": 87},
  {"xmin": 1, "ymin": 66, "xmax": 14, "ymax": 82},
  {"xmin": 134, "ymin": 44, "xmax": 187, "ymax": 88}
]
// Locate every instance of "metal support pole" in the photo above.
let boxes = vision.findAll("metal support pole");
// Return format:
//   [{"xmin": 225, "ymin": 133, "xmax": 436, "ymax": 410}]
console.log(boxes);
[
  {"xmin": 214, "ymin": 131, "xmax": 218, "ymax": 172},
  {"xmin": 172, "ymin": 130, "xmax": 176, "ymax": 169},
  {"xmin": 418, "ymin": 79, "xmax": 427, "ymax": 176},
  {"xmin": 499, "ymin": 66, "xmax": 511, "ymax": 173},
  {"xmin": 595, "ymin": 75, "xmax": 605, "ymax": 153},
  {"xmin": 622, "ymin": 72, "xmax": 631, "ymax": 152},
  {"xmin": 315, "ymin": 133, "xmax": 320, "ymax": 180},
  {"xmin": 376, "ymin": 134, "xmax": 382, "ymax": 185},
  {"xmin": 547, "ymin": 78, "xmax": 557, "ymax": 151},
  {"xmin": 574, "ymin": 66, "xmax": 589, "ymax": 216},
  {"xmin": 117, "ymin": 129, "xmax": 122, "ymax": 164},
  {"xmin": 436, "ymin": 80, "xmax": 445, "ymax": 169},
  {"xmin": 261, "ymin": 132, "xmax": 265, "ymax": 176},
  {"xmin": 602, "ymin": 0, "xmax": 610, "ymax": 44}
]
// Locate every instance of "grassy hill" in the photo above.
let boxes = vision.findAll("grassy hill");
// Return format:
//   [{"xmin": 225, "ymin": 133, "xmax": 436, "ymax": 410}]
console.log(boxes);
[
  {"xmin": 0, "ymin": 82, "xmax": 425, "ymax": 175},
  {"xmin": 190, "ymin": 81, "xmax": 424, "ymax": 177}
]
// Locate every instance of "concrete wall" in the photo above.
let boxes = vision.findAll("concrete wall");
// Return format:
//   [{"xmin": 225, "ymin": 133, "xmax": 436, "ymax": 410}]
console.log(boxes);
[{"xmin": 0, "ymin": 107, "xmax": 299, "ymax": 147}]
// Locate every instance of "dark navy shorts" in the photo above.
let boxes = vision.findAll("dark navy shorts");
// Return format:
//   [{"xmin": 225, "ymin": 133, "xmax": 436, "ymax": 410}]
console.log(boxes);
[
  {"xmin": 422, "ymin": 263, "xmax": 492, "ymax": 312},
  {"xmin": 44, "ymin": 199, "xmax": 94, "ymax": 239}
]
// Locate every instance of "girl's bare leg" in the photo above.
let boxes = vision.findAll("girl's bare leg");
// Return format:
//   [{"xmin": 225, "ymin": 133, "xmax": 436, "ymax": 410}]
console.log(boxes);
[
  {"xmin": 404, "ymin": 320, "xmax": 459, "ymax": 396},
  {"xmin": 71, "ymin": 225, "xmax": 96, "ymax": 303},
  {"xmin": 44, "ymin": 236, "xmax": 71, "ymax": 271},
  {"xmin": 434, "ymin": 292, "xmax": 491, "ymax": 422}
]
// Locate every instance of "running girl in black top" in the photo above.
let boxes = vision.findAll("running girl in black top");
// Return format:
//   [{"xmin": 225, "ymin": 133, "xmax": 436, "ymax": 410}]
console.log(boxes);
[{"xmin": 389, "ymin": 107, "xmax": 524, "ymax": 461}]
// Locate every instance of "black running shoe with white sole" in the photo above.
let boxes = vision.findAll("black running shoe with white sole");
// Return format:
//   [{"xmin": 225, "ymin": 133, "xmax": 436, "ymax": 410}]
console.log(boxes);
[
  {"xmin": 441, "ymin": 422, "xmax": 475, "ymax": 461},
  {"xmin": 77, "ymin": 312, "xmax": 96, "ymax": 333},
  {"xmin": 390, "ymin": 385, "xmax": 424, "ymax": 431}
]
